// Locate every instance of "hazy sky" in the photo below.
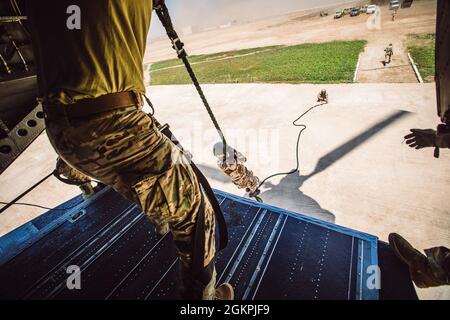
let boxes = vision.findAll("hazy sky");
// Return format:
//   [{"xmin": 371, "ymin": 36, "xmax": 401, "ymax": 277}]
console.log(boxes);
[{"xmin": 150, "ymin": 0, "xmax": 352, "ymax": 38}]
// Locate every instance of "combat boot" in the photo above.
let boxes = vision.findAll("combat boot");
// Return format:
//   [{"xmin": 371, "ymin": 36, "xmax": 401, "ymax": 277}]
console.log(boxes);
[
  {"xmin": 388, "ymin": 233, "xmax": 447, "ymax": 288},
  {"xmin": 215, "ymin": 283, "xmax": 234, "ymax": 300}
]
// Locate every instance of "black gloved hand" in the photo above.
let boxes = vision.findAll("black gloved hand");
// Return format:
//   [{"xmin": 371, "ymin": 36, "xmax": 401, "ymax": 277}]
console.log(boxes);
[{"xmin": 404, "ymin": 129, "xmax": 437, "ymax": 149}]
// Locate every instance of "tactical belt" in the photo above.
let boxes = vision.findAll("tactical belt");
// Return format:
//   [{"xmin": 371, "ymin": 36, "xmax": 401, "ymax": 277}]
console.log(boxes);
[{"xmin": 42, "ymin": 91, "xmax": 142, "ymax": 118}]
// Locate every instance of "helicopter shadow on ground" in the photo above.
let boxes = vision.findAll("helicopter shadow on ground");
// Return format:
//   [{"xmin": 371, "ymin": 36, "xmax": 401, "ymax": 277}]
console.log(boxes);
[
  {"xmin": 258, "ymin": 109, "xmax": 410, "ymax": 224},
  {"xmin": 198, "ymin": 110, "xmax": 410, "ymax": 224}
]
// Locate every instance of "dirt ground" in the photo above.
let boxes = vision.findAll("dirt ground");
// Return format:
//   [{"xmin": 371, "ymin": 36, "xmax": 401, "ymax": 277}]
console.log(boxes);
[{"xmin": 146, "ymin": 0, "xmax": 437, "ymax": 83}]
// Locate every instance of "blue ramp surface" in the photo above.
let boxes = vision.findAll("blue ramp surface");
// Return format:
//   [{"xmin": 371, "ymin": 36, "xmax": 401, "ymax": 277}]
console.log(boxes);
[{"xmin": 0, "ymin": 186, "xmax": 409, "ymax": 300}]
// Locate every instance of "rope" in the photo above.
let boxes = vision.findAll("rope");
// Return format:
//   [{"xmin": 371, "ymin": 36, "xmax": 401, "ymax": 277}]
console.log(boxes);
[
  {"xmin": 254, "ymin": 102, "xmax": 326, "ymax": 199},
  {"xmin": 0, "ymin": 172, "xmax": 52, "ymax": 214},
  {"xmin": 0, "ymin": 172, "xmax": 83, "ymax": 214},
  {"xmin": 0, "ymin": 172, "xmax": 81, "ymax": 213},
  {"xmin": 181, "ymin": 55, "xmax": 228, "ymax": 146},
  {"xmin": 143, "ymin": 94, "xmax": 155, "ymax": 115},
  {"xmin": 0, "ymin": 200, "xmax": 82, "ymax": 211},
  {"xmin": 154, "ymin": 3, "xmax": 228, "ymax": 154},
  {"xmin": 153, "ymin": 3, "xmax": 326, "ymax": 202}
]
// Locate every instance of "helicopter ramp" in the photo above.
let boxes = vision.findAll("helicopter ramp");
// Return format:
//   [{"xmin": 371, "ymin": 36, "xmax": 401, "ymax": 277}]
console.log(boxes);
[{"xmin": 0, "ymin": 186, "xmax": 417, "ymax": 300}]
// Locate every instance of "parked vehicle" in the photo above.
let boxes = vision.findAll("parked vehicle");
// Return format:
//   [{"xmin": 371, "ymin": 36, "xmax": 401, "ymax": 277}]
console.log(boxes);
[
  {"xmin": 390, "ymin": 0, "xmax": 400, "ymax": 10},
  {"xmin": 350, "ymin": 7, "xmax": 361, "ymax": 17},
  {"xmin": 320, "ymin": 11, "xmax": 329, "ymax": 17},
  {"xmin": 343, "ymin": 7, "xmax": 352, "ymax": 15},
  {"xmin": 334, "ymin": 9, "xmax": 344, "ymax": 19},
  {"xmin": 366, "ymin": 4, "xmax": 377, "ymax": 14}
]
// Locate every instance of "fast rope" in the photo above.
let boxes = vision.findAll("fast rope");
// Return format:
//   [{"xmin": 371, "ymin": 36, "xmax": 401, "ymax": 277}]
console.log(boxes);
[
  {"xmin": 153, "ymin": 2, "xmax": 329, "ymax": 202},
  {"xmin": 154, "ymin": 2, "xmax": 260, "ymax": 198},
  {"xmin": 252, "ymin": 103, "xmax": 326, "ymax": 201},
  {"xmin": 154, "ymin": 2, "xmax": 228, "ymax": 154}
]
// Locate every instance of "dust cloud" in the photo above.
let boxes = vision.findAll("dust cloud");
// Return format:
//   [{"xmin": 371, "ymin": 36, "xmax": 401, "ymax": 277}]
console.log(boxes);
[{"xmin": 149, "ymin": 0, "xmax": 362, "ymax": 38}]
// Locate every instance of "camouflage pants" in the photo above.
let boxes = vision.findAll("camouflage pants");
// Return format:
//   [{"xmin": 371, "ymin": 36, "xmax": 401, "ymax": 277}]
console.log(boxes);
[{"xmin": 44, "ymin": 105, "xmax": 216, "ymax": 299}]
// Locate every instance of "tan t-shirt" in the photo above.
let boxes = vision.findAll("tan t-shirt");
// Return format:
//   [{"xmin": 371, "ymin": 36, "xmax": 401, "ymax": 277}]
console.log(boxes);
[{"xmin": 27, "ymin": 0, "xmax": 152, "ymax": 105}]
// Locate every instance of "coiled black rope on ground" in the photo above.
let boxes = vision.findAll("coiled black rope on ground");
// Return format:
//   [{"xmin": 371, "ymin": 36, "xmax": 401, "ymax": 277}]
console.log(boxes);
[{"xmin": 251, "ymin": 102, "xmax": 326, "ymax": 202}]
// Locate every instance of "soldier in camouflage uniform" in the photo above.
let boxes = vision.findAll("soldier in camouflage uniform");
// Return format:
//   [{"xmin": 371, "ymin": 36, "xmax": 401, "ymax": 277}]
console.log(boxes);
[
  {"xmin": 391, "ymin": 10, "xmax": 397, "ymax": 21},
  {"xmin": 214, "ymin": 142, "xmax": 260, "ymax": 195},
  {"xmin": 317, "ymin": 89, "xmax": 328, "ymax": 104},
  {"xmin": 385, "ymin": 44, "xmax": 394, "ymax": 64},
  {"xmin": 27, "ymin": 0, "xmax": 233, "ymax": 300}
]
